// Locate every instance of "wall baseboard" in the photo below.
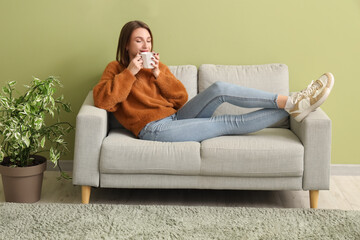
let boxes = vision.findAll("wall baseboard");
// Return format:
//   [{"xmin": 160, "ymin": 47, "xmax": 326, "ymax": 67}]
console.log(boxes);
[
  {"xmin": 47, "ymin": 161, "xmax": 360, "ymax": 176},
  {"xmin": 331, "ymin": 164, "xmax": 360, "ymax": 176},
  {"xmin": 46, "ymin": 160, "xmax": 73, "ymax": 172}
]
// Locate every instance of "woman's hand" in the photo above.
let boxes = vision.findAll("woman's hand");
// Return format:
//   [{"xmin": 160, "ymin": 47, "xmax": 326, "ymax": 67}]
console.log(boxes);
[
  {"xmin": 151, "ymin": 52, "xmax": 160, "ymax": 79},
  {"xmin": 127, "ymin": 53, "xmax": 143, "ymax": 76}
]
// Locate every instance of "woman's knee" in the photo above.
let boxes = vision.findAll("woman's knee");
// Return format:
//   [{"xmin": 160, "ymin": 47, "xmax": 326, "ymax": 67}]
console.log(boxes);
[
  {"xmin": 210, "ymin": 81, "xmax": 228, "ymax": 88},
  {"xmin": 208, "ymin": 81, "xmax": 232, "ymax": 95}
]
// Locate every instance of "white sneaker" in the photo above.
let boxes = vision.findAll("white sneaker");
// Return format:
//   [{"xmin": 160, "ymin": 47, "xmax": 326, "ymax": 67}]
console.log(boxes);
[{"xmin": 287, "ymin": 72, "xmax": 334, "ymax": 122}]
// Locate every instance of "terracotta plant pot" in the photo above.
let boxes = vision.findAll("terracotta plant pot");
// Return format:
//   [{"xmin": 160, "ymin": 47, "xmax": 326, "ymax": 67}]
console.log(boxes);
[{"xmin": 0, "ymin": 155, "xmax": 47, "ymax": 203}]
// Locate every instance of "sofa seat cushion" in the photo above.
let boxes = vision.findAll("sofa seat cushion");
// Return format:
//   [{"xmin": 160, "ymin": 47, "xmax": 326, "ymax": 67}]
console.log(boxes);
[
  {"xmin": 100, "ymin": 129, "xmax": 201, "ymax": 175},
  {"xmin": 200, "ymin": 128, "xmax": 304, "ymax": 177}
]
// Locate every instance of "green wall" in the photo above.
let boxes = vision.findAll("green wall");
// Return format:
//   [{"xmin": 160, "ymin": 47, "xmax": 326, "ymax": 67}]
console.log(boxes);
[{"xmin": 1, "ymin": 0, "xmax": 359, "ymax": 164}]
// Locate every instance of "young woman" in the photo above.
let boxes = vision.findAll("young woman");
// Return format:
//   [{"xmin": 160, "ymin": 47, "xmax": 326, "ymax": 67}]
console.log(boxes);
[{"xmin": 93, "ymin": 20, "xmax": 334, "ymax": 142}]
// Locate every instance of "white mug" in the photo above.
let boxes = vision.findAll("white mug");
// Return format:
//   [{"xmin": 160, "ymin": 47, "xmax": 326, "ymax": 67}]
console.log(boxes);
[{"xmin": 140, "ymin": 52, "xmax": 155, "ymax": 69}]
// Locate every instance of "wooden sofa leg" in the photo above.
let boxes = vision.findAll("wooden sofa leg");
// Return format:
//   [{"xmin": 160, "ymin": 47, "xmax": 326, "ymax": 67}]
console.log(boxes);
[
  {"xmin": 309, "ymin": 190, "xmax": 319, "ymax": 209},
  {"xmin": 82, "ymin": 186, "xmax": 91, "ymax": 204}
]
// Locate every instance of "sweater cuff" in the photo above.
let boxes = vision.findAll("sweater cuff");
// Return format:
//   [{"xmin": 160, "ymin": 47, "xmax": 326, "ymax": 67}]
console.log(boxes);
[{"xmin": 120, "ymin": 68, "xmax": 137, "ymax": 81}]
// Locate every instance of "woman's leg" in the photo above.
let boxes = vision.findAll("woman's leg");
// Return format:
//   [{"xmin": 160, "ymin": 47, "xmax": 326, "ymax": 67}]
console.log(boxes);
[
  {"xmin": 139, "ymin": 73, "xmax": 335, "ymax": 142},
  {"xmin": 177, "ymin": 81, "xmax": 284, "ymax": 119},
  {"xmin": 138, "ymin": 109, "xmax": 289, "ymax": 142}
]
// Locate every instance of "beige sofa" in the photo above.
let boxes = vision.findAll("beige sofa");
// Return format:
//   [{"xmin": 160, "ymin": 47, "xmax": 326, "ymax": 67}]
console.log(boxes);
[{"xmin": 73, "ymin": 63, "xmax": 332, "ymax": 208}]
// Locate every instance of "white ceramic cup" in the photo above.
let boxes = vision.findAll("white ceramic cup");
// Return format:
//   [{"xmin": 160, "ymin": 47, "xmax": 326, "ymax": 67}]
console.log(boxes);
[{"xmin": 140, "ymin": 52, "xmax": 155, "ymax": 69}]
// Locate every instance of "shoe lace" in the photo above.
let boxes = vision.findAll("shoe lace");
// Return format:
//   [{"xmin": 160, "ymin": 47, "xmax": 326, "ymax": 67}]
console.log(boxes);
[
  {"xmin": 301, "ymin": 80, "xmax": 322, "ymax": 96},
  {"xmin": 291, "ymin": 92, "xmax": 304, "ymax": 103},
  {"xmin": 290, "ymin": 80, "xmax": 322, "ymax": 103}
]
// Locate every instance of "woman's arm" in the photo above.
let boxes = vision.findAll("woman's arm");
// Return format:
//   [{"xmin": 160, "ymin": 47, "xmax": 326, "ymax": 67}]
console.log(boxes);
[
  {"xmin": 154, "ymin": 63, "xmax": 188, "ymax": 110},
  {"xmin": 93, "ymin": 61, "xmax": 137, "ymax": 112}
]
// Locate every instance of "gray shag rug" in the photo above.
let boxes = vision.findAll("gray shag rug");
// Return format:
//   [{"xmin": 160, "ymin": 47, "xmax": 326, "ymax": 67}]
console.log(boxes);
[{"xmin": 0, "ymin": 203, "xmax": 359, "ymax": 239}]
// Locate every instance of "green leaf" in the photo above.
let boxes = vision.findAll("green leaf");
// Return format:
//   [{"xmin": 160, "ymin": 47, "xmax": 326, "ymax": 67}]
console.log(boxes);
[
  {"xmin": 63, "ymin": 103, "xmax": 72, "ymax": 112},
  {"xmin": 8, "ymin": 81, "xmax": 16, "ymax": 87},
  {"xmin": 57, "ymin": 171, "xmax": 72, "ymax": 180},
  {"xmin": 0, "ymin": 150, "xmax": 4, "ymax": 162},
  {"xmin": 32, "ymin": 77, "xmax": 41, "ymax": 85},
  {"xmin": 22, "ymin": 136, "xmax": 30, "ymax": 147},
  {"xmin": 40, "ymin": 136, "xmax": 46, "ymax": 148},
  {"xmin": 50, "ymin": 148, "xmax": 59, "ymax": 165},
  {"xmin": 57, "ymin": 95, "xmax": 64, "ymax": 101},
  {"xmin": 50, "ymin": 97, "xmax": 55, "ymax": 108},
  {"xmin": 14, "ymin": 132, "xmax": 20, "ymax": 140},
  {"xmin": 2, "ymin": 86, "xmax": 10, "ymax": 94},
  {"xmin": 34, "ymin": 117, "xmax": 43, "ymax": 130},
  {"xmin": 48, "ymin": 109, "xmax": 54, "ymax": 117}
]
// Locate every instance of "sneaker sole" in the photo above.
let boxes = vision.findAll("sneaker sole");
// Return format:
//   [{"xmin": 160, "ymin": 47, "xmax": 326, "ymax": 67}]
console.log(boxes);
[
  {"xmin": 294, "ymin": 72, "xmax": 334, "ymax": 122},
  {"xmin": 325, "ymin": 72, "xmax": 335, "ymax": 91}
]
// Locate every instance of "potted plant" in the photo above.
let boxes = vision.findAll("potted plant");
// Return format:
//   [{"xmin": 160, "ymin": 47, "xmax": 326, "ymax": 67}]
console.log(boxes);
[{"xmin": 0, "ymin": 76, "xmax": 73, "ymax": 203}]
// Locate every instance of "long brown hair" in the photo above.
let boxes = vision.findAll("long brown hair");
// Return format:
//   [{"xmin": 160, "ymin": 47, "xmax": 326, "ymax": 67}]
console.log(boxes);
[{"xmin": 116, "ymin": 20, "xmax": 153, "ymax": 67}]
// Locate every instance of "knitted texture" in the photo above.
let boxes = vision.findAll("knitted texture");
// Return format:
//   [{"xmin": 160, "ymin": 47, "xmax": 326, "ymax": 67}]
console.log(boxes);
[{"xmin": 93, "ymin": 61, "xmax": 188, "ymax": 136}]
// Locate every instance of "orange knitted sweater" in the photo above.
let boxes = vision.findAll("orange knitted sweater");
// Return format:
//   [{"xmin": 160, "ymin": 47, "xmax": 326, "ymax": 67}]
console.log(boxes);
[{"xmin": 93, "ymin": 61, "xmax": 188, "ymax": 137}]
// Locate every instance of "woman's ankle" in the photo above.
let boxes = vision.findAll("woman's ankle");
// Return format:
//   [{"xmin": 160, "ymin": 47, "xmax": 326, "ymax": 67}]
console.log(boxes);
[{"xmin": 276, "ymin": 95, "xmax": 288, "ymax": 109}]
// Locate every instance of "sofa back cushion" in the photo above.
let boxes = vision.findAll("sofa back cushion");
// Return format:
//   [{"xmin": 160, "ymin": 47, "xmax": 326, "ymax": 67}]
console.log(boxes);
[
  {"xmin": 168, "ymin": 65, "xmax": 198, "ymax": 100},
  {"xmin": 198, "ymin": 63, "xmax": 289, "ymax": 128}
]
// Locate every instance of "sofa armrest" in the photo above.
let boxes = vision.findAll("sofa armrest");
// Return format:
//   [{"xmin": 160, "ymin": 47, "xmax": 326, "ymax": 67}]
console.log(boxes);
[
  {"xmin": 73, "ymin": 91, "xmax": 108, "ymax": 187},
  {"xmin": 290, "ymin": 108, "xmax": 332, "ymax": 190}
]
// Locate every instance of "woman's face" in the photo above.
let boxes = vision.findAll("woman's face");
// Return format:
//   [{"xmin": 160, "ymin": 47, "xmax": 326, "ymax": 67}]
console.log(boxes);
[{"xmin": 127, "ymin": 28, "xmax": 152, "ymax": 61}]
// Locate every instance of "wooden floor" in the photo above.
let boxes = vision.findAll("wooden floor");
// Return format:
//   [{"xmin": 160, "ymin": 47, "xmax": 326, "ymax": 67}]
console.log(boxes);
[{"xmin": 1, "ymin": 172, "xmax": 359, "ymax": 210}]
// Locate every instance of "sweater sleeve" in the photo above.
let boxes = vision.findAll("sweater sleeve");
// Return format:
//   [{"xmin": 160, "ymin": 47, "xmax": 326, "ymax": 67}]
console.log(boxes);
[
  {"xmin": 154, "ymin": 63, "xmax": 188, "ymax": 110},
  {"xmin": 93, "ymin": 61, "xmax": 137, "ymax": 112}
]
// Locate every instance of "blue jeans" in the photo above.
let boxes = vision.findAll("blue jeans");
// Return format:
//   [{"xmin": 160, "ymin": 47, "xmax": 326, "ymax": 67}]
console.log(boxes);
[{"xmin": 138, "ymin": 81, "xmax": 289, "ymax": 142}]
